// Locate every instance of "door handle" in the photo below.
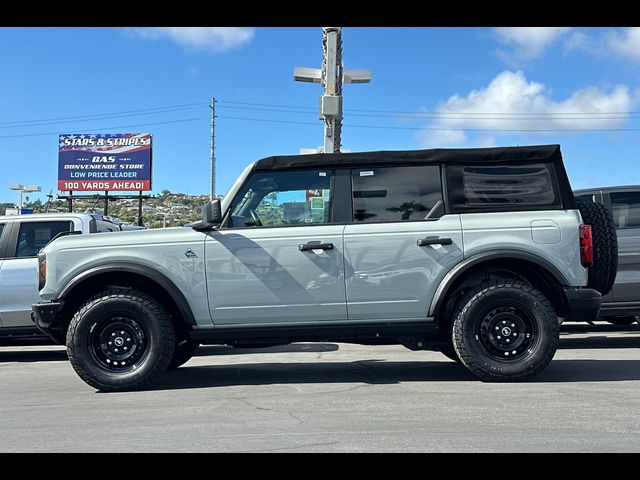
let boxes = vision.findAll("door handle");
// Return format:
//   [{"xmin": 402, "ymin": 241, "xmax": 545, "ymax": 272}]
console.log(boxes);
[
  {"xmin": 299, "ymin": 242, "xmax": 335, "ymax": 252},
  {"xmin": 417, "ymin": 237, "xmax": 453, "ymax": 247}
]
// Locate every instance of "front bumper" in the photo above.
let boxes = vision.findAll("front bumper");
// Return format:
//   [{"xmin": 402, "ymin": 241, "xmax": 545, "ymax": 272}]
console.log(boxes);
[
  {"xmin": 563, "ymin": 287, "xmax": 601, "ymax": 321},
  {"xmin": 31, "ymin": 301, "xmax": 63, "ymax": 331}
]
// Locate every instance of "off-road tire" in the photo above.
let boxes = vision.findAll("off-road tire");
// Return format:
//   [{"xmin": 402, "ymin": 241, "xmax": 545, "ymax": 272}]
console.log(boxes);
[
  {"xmin": 576, "ymin": 200, "xmax": 618, "ymax": 295},
  {"xmin": 67, "ymin": 288, "xmax": 175, "ymax": 392},
  {"xmin": 452, "ymin": 280, "xmax": 559, "ymax": 382}
]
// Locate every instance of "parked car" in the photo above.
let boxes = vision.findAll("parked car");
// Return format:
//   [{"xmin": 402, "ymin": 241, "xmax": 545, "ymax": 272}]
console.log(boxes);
[
  {"xmin": 0, "ymin": 212, "xmax": 121, "ymax": 341},
  {"xmin": 574, "ymin": 185, "xmax": 640, "ymax": 325},
  {"xmin": 33, "ymin": 145, "xmax": 617, "ymax": 391}
]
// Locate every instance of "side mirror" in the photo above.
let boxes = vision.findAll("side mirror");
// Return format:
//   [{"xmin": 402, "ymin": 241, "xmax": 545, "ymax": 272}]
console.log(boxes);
[{"xmin": 202, "ymin": 199, "xmax": 222, "ymax": 227}]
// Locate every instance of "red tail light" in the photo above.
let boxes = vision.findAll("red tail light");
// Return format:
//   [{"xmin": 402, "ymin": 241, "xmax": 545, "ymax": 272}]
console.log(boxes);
[{"xmin": 579, "ymin": 224, "xmax": 593, "ymax": 267}]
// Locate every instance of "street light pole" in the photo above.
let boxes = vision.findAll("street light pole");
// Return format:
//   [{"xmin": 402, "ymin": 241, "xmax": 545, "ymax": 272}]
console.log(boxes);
[
  {"xmin": 209, "ymin": 97, "xmax": 217, "ymax": 200},
  {"xmin": 294, "ymin": 27, "xmax": 371, "ymax": 153},
  {"xmin": 9, "ymin": 184, "xmax": 41, "ymax": 214}
]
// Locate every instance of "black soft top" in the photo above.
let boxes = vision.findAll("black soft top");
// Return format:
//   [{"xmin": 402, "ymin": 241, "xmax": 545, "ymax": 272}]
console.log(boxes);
[{"xmin": 254, "ymin": 144, "xmax": 562, "ymax": 171}]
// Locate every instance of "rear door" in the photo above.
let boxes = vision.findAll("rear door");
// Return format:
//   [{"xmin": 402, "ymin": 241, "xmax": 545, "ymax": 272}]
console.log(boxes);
[
  {"xmin": 0, "ymin": 219, "xmax": 74, "ymax": 328},
  {"xmin": 343, "ymin": 164, "xmax": 463, "ymax": 322},
  {"xmin": 607, "ymin": 190, "xmax": 640, "ymax": 303}
]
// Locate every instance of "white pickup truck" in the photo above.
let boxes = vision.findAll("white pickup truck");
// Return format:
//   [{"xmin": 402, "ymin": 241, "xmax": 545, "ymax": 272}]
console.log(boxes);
[{"xmin": 0, "ymin": 212, "xmax": 120, "ymax": 341}]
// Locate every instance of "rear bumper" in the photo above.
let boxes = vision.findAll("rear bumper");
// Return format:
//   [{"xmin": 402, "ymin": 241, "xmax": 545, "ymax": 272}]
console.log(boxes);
[
  {"xmin": 31, "ymin": 301, "xmax": 63, "ymax": 332},
  {"xmin": 563, "ymin": 287, "xmax": 601, "ymax": 321}
]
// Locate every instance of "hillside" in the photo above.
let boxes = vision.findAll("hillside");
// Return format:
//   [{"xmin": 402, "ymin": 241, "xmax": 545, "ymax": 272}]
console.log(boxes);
[{"xmin": 1, "ymin": 190, "xmax": 210, "ymax": 229}]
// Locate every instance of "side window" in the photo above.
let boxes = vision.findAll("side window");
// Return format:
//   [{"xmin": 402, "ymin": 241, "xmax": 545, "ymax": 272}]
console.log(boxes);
[
  {"xmin": 0, "ymin": 223, "xmax": 5, "ymax": 240},
  {"xmin": 229, "ymin": 169, "xmax": 333, "ymax": 228},
  {"xmin": 15, "ymin": 221, "xmax": 72, "ymax": 258},
  {"xmin": 459, "ymin": 163, "xmax": 558, "ymax": 207},
  {"xmin": 351, "ymin": 165, "xmax": 443, "ymax": 223},
  {"xmin": 610, "ymin": 191, "xmax": 640, "ymax": 229}
]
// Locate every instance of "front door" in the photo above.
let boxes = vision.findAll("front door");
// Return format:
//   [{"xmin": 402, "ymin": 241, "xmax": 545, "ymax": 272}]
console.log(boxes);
[
  {"xmin": 609, "ymin": 191, "xmax": 640, "ymax": 303},
  {"xmin": 205, "ymin": 168, "xmax": 347, "ymax": 325},
  {"xmin": 0, "ymin": 219, "xmax": 73, "ymax": 328},
  {"xmin": 343, "ymin": 165, "xmax": 463, "ymax": 321}
]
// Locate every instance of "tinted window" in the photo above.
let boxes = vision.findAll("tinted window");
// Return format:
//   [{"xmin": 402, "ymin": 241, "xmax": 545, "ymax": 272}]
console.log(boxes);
[
  {"xmin": 351, "ymin": 165, "xmax": 443, "ymax": 223},
  {"xmin": 15, "ymin": 221, "xmax": 72, "ymax": 258},
  {"xmin": 230, "ymin": 169, "xmax": 333, "ymax": 228},
  {"xmin": 0, "ymin": 223, "xmax": 5, "ymax": 239},
  {"xmin": 461, "ymin": 164, "xmax": 557, "ymax": 207},
  {"xmin": 610, "ymin": 191, "xmax": 640, "ymax": 229}
]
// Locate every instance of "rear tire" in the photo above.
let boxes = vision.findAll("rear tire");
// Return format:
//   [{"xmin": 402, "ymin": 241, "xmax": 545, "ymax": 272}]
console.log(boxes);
[
  {"xmin": 576, "ymin": 200, "xmax": 618, "ymax": 295},
  {"xmin": 67, "ymin": 288, "xmax": 175, "ymax": 392},
  {"xmin": 452, "ymin": 281, "xmax": 559, "ymax": 382}
]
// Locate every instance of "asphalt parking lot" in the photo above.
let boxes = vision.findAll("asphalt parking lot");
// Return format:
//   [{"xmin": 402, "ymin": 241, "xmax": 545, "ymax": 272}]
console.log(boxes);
[{"xmin": 1, "ymin": 322, "xmax": 639, "ymax": 452}]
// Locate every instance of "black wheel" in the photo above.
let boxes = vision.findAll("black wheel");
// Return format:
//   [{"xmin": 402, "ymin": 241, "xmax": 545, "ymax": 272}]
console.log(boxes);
[
  {"xmin": 439, "ymin": 343, "xmax": 461, "ymax": 362},
  {"xmin": 167, "ymin": 339, "xmax": 199, "ymax": 369},
  {"xmin": 67, "ymin": 288, "xmax": 175, "ymax": 392},
  {"xmin": 604, "ymin": 316, "xmax": 638, "ymax": 326},
  {"xmin": 452, "ymin": 281, "xmax": 559, "ymax": 382},
  {"xmin": 576, "ymin": 200, "xmax": 618, "ymax": 295}
]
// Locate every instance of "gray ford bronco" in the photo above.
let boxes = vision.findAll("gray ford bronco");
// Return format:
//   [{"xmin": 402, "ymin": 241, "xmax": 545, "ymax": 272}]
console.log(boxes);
[{"xmin": 32, "ymin": 145, "xmax": 616, "ymax": 391}]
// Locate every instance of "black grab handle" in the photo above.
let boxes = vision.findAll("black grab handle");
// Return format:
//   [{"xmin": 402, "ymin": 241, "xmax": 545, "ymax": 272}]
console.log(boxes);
[
  {"xmin": 299, "ymin": 242, "xmax": 335, "ymax": 251},
  {"xmin": 417, "ymin": 237, "xmax": 453, "ymax": 247}
]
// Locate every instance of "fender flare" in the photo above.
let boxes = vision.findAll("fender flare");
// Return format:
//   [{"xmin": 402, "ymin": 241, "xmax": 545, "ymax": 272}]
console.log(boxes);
[
  {"xmin": 58, "ymin": 263, "xmax": 197, "ymax": 325},
  {"xmin": 429, "ymin": 250, "xmax": 570, "ymax": 317}
]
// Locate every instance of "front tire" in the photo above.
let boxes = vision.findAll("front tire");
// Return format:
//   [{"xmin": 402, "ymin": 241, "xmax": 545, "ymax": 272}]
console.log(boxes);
[
  {"xmin": 67, "ymin": 288, "xmax": 175, "ymax": 392},
  {"xmin": 452, "ymin": 281, "xmax": 559, "ymax": 382}
]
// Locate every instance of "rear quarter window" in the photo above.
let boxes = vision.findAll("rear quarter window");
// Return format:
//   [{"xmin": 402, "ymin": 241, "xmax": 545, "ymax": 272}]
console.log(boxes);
[{"xmin": 447, "ymin": 163, "xmax": 561, "ymax": 212}]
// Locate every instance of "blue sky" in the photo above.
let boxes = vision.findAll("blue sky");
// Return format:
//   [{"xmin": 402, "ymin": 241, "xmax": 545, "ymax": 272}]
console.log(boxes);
[{"xmin": 2, "ymin": 26, "xmax": 640, "ymax": 204}]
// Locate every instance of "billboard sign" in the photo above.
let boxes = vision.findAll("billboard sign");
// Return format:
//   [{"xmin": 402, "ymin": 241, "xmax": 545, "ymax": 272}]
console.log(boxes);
[{"xmin": 58, "ymin": 133, "xmax": 152, "ymax": 191}]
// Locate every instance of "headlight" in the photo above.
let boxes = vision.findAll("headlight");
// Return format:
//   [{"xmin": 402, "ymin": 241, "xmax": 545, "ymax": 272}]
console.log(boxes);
[{"xmin": 38, "ymin": 252, "xmax": 47, "ymax": 290}]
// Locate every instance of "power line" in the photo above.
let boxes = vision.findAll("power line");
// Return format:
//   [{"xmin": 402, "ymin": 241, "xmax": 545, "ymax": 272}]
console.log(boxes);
[
  {"xmin": 2, "ymin": 110, "xmax": 640, "ymax": 142},
  {"xmin": 0, "ymin": 117, "xmax": 205, "ymax": 140},
  {"xmin": 2, "ymin": 98, "xmax": 639, "ymax": 135},
  {"xmin": 217, "ymin": 99, "xmax": 640, "ymax": 117},
  {"xmin": 0, "ymin": 104, "xmax": 206, "ymax": 130},
  {"xmin": 0, "ymin": 102, "xmax": 205, "ymax": 126},
  {"xmin": 218, "ymin": 115, "xmax": 640, "ymax": 132},
  {"xmin": 216, "ymin": 104, "xmax": 640, "ymax": 121}
]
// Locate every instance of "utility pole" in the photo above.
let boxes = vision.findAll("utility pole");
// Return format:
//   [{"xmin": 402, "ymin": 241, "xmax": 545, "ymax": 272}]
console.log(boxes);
[
  {"xmin": 294, "ymin": 27, "xmax": 371, "ymax": 153},
  {"xmin": 209, "ymin": 97, "xmax": 217, "ymax": 200}
]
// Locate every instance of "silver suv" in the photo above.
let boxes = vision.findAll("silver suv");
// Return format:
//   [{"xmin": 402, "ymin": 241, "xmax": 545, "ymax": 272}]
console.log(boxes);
[
  {"xmin": 0, "ymin": 213, "xmax": 120, "ymax": 341},
  {"xmin": 575, "ymin": 185, "xmax": 640, "ymax": 325},
  {"xmin": 32, "ymin": 145, "xmax": 614, "ymax": 391}
]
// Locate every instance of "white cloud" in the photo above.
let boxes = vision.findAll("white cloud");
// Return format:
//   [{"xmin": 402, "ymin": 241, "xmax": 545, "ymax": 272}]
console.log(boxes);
[
  {"xmin": 564, "ymin": 28, "xmax": 640, "ymax": 63},
  {"xmin": 493, "ymin": 27, "xmax": 572, "ymax": 62},
  {"xmin": 418, "ymin": 70, "xmax": 636, "ymax": 148},
  {"xmin": 128, "ymin": 27, "xmax": 255, "ymax": 53},
  {"xmin": 604, "ymin": 27, "xmax": 640, "ymax": 62}
]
